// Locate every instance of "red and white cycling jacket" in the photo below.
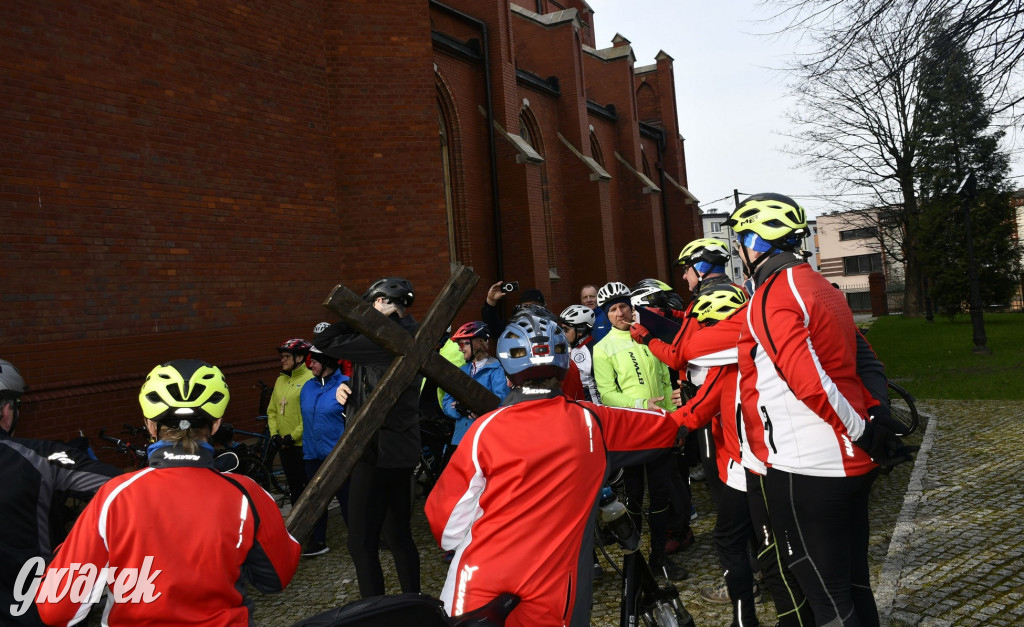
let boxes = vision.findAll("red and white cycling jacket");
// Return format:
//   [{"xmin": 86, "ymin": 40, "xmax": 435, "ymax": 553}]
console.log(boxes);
[
  {"xmin": 671, "ymin": 363, "xmax": 746, "ymax": 490},
  {"xmin": 667, "ymin": 309, "xmax": 747, "ymax": 490},
  {"xmin": 738, "ymin": 262, "xmax": 878, "ymax": 477},
  {"xmin": 425, "ymin": 389, "xmax": 684, "ymax": 627},
  {"xmin": 36, "ymin": 444, "xmax": 301, "ymax": 626},
  {"xmin": 647, "ymin": 278, "xmax": 745, "ymax": 372}
]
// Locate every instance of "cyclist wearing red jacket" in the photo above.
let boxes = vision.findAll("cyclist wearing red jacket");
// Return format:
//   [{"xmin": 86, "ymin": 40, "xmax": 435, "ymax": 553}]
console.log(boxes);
[
  {"xmin": 725, "ymin": 193, "xmax": 913, "ymax": 626},
  {"xmin": 631, "ymin": 238, "xmax": 740, "ymax": 372},
  {"xmin": 35, "ymin": 360, "xmax": 301, "ymax": 626},
  {"xmin": 666, "ymin": 285, "xmax": 762, "ymax": 626},
  {"xmin": 425, "ymin": 309, "xmax": 688, "ymax": 627}
]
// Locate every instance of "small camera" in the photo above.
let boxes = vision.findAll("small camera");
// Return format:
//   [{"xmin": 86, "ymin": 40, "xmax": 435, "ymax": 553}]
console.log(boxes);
[{"xmin": 501, "ymin": 281, "xmax": 520, "ymax": 293}]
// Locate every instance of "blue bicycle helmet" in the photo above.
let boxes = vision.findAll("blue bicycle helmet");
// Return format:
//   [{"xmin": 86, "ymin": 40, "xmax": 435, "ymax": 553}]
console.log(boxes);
[{"xmin": 497, "ymin": 310, "xmax": 570, "ymax": 385}]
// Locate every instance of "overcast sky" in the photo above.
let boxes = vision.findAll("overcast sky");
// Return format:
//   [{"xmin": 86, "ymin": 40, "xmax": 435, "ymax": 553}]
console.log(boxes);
[{"xmin": 586, "ymin": 0, "xmax": 1024, "ymax": 218}]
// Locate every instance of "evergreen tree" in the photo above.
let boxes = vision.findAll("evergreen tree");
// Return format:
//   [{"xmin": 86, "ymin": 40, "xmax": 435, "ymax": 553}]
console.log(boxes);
[{"xmin": 915, "ymin": 23, "xmax": 1021, "ymax": 315}]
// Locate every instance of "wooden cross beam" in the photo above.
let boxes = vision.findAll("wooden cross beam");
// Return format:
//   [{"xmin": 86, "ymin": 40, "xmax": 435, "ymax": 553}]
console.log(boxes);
[{"xmin": 286, "ymin": 265, "xmax": 501, "ymax": 540}]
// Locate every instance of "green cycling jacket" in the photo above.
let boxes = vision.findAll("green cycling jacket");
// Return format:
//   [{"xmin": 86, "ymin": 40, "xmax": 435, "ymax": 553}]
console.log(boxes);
[{"xmin": 593, "ymin": 326, "xmax": 674, "ymax": 410}]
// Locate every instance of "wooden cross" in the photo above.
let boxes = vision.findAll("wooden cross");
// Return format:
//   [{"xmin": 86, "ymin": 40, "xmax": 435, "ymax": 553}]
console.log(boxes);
[{"xmin": 286, "ymin": 265, "xmax": 502, "ymax": 540}]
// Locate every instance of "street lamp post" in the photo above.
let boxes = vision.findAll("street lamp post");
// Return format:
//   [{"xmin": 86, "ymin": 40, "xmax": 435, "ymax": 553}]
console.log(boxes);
[{"xmin": 957, "ymin": 171, "xmax": 991, "ymax": 354}]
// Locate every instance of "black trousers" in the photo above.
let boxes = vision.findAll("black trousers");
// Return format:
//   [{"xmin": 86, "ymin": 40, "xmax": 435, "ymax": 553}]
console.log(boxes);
[
  {"xmin": 278, "ymin": 445, "xmax": 307, "ymax": 506},
  {"xmin": 746, "ymin": 470, "xmax": 815, "ymax": 627},
  {"xmin": 347, "ymin": 460, "xmax": 420, "ymax": 598},
  {"xmin": 715, "ymin": 483, "xmax": 759, "ymax": 626},
  {"xmin": 623, "ymin": 450, "xmax": 677, "ymax": 563},
  {"xmin": 304, "ymin": 458, "xmax": 350, "ymax": 544},
  {"xmin": 764, "ymin": 468, "xmax": 880, "ymax": 627}
]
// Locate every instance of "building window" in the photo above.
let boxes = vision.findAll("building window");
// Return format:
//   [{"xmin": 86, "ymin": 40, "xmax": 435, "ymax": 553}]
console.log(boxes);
[
  {"xmin": 710, "ymin": 222, "xmax": 722, "ymax": 233},
  {"xmin": 438, "ymin": 103, "xmax": 460, "ymax": 265},
  {"xmin": 590, "ymin": 131, "xmax": 604, "ymax": 167},
  {"xmin": 520, "ymin": 110, "xmax": 557, "ymax": 275},
  {"xmin": 843, "ymin": 253, "xmax": 882, "ymax": 275},
  {"xmin": 839, "ymin": 226, "xmax": 878, "ymax": 241}
]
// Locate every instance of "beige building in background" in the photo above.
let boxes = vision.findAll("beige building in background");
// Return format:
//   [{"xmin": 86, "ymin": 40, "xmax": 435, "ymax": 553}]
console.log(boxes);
[{"xmin": 816, "ymin": 211, "xmax": 898, "ymax": 312}]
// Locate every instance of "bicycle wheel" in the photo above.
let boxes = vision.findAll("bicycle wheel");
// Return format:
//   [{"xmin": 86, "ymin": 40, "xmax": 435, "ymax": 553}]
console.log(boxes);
[
  {"xmin": 887, "ymin": 381, "xmax": 920, "ymax": 436},
  {"xmin": 238, "ymin": 455, "xmax": 272, "ymax": 491},
  {"xmin": 268, "ymin": 465, "xmax": 290, "ymax": 501}
]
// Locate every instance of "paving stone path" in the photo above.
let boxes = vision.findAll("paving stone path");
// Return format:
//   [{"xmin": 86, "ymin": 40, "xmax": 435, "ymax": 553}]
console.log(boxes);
[{"xmin": 80, "ymin": 400, "xmax": 1024, "ymax": 625}]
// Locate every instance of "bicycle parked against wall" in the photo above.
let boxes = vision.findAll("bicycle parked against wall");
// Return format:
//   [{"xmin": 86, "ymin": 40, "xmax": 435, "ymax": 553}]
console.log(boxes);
[
  {"xmin": 214, "ymin": 416, "xmax": 289, "ymax": 505},
  {"xmin": 97, "ymin": 424, "xmax": 150, "ymax": 470}
]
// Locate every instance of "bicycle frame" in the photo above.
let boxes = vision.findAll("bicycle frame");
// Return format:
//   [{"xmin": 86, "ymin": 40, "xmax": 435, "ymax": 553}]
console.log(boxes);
[{"xmin": 598, "ymin": 489, "xmax": 695, "ymax": 627}]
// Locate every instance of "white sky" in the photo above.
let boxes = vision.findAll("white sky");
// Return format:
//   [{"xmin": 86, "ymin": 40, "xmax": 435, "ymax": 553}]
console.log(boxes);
[{"xmin": 586, "ymin": 0, "xmax": 1024, "ymax": 218}]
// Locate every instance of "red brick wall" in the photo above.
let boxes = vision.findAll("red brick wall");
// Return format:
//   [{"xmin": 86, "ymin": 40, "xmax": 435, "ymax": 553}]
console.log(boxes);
[{"xmin": 3, "ymin": 0, "xmax": 698, "ymax": 445}]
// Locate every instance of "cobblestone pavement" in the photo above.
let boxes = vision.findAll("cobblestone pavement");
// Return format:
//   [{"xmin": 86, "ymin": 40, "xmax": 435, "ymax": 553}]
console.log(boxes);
[{"xmin": 80, "ymin": 400, "xmax": 1024, "ymax": 625}]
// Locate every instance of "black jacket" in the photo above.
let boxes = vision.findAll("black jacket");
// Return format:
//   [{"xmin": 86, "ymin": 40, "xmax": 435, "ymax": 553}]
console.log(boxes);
[
  {"xmin": 313, "ymin": 313, "xmax": 422, "ymax": 468},
  {"xmin": 1, "ymin": 434, "xmax": 119, "ymax": 626}
]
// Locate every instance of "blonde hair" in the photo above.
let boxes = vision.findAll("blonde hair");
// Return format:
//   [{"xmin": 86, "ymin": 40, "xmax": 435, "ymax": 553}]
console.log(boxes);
[{"xmin": 158, "ymin": 423, "xmax": 212, "ymax": 454}]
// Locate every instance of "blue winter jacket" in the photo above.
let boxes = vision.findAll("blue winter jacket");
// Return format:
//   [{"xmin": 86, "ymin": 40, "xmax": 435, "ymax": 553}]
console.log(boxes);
[
  {"xmin": 300, "ymin": 368, "xmax": 350, "ymax": 461},
  {"xmin": 591, "ymin": 306, "xmax": 612, "ymax": 343},
  {"xmin": 442, "ymin": 357, "xmax": 509, "ymax": 446}
]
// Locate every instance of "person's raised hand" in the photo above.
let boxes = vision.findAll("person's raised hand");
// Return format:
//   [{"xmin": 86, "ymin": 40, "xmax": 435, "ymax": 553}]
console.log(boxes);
[
  {"xmin": 374, "ymin": 297, "xmax": 398, "ymax": 317},
  {"xmin": 336, "ymin": 382, "xmax": 353, "ymax": 405},
  {"xmin": 486, "ymin": 281, "xmax": 507, "ymax": 307}
]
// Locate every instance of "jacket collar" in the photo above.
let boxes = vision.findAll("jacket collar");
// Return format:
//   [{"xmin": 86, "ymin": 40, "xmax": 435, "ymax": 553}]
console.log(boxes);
[
  {"xmin": 502, "ymin": 385, "xmax": 565, "ymax": 406},
  {"xmin": 147, "ymin": 441, "xmax": 216, "ymax": 469},
  {"xmin": 751, "ymin": 251, "xmax": 806, "ymax": 289},
  {"xmin": 282, "ymin": 363, "xmax": 310, "ymax": 378},
  {"xmin": 695, "ymin": 274, "xmax": 733, "ymax": 296}
]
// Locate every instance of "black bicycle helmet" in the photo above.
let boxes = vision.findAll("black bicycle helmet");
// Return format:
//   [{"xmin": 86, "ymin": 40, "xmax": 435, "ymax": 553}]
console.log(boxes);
[{"xmin": 363, "ymin": 276, "xmax": 415, "ymax": 308}]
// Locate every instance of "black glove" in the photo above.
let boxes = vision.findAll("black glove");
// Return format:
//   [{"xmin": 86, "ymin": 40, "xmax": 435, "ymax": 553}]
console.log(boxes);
[
  {"xmin": 281, "ymin": 434, "xmax": 295, "ymax": 448},
  {"xmin": 854, "ymin": 421, "xmax": 916, "ymax": 469},
  {"xmin": 674, "ymin": 425, "xmax": 689, "ymax": 448},
  {"xmin": 868, "ymin": 403, "xmax": 912, "ymax": 437},
  {"xmin": 868, "ymin": 402, "xmax": 891, "ymax": 423},
  {"xmin": 271, "ymin": 434, "xmax": 283, "ymax": 448}
]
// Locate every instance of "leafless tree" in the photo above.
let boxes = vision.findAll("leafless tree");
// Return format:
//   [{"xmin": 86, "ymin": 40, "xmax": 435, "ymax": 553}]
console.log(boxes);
[
  {"xmin": 784, "ymin": 5, "xmax": 931, "ymax": 313},
  {"xmin": 767, "ymin": 0, "xmax": 1024, "ymax": 121}
]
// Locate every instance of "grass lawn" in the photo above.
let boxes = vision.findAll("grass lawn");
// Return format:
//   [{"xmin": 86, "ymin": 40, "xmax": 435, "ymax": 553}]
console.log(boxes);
[{"xmin": 864, "ymin": 313, "xmax": 1024, "ymax": 400}]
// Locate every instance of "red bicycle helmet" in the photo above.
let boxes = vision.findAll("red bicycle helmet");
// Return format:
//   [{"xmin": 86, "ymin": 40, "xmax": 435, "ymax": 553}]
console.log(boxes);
[
  {"xmin": 452, "ymin": 321, "xmax": 490, "ymax": 341},
  {"xmin": 277, "ymin": 338, "xmax": 312, "ymax": 356}
]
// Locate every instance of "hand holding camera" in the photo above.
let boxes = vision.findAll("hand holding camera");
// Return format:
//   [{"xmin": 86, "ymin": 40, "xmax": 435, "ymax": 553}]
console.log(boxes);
[{"xmin": 486, "ymin": 280, "xmax": 518, "ymax": 306}]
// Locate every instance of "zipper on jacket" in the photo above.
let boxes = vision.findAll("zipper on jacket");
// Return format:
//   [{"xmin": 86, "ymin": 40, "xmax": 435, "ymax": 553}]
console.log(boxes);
[
  {"xmin": 562, "ymin": 573, "xmax": 574, "ymax": 620},
  {"xmin": 760, "ymin": 406, "xmax": 778, "ymax": 454}
]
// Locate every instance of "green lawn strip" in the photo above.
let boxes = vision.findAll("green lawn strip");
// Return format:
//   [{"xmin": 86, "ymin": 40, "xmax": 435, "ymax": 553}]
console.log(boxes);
[{"xmin": 864, "ymin": 313, "xmax": 1024, "ymax": 400}]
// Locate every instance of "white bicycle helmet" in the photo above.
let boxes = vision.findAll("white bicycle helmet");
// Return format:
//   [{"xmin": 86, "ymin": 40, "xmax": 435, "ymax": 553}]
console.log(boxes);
[
  {"xmin": 597, "ymin": 281, "xmax": 632, "ymax": 311},
  {"xmin": 559, "ymin": 305, "xmax": 595, "ymax": 329}
]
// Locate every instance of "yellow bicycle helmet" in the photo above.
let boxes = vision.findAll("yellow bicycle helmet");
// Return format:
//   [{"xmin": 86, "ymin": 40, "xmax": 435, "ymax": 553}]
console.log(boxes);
[
  {"xmin": 724, "ymin": 193, "xmax": 808, "ymax": 249},
  {"xmin": 690, "ymin": 285, "xmax": 748, "ymax": 324},
  {"xmin": 676, "ymin": 238, "xmax": 730, "ymax": 268},
  {"xmin": 139, "ymin": 359, "xmax": 230, "ymax": 428}
]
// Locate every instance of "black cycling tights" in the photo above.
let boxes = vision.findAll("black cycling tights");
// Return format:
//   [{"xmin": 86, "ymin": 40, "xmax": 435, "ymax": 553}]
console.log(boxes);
[
  {"xmin": 347, "ymin": 460, "xmax": 420, "ymax": 598},
  {"xmin": 763, "ymin": 468, "xmax": 880, "ymax": 627}
]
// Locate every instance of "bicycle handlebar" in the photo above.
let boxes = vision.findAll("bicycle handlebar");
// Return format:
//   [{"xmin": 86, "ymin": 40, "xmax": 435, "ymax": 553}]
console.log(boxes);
[
  {"xmin": 232, "ymin": 429, "xmax": 268, "ymax": 440},
  {"xmin": 97, "ymin": 430, "xmax": 147, "ymax": 457}
]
